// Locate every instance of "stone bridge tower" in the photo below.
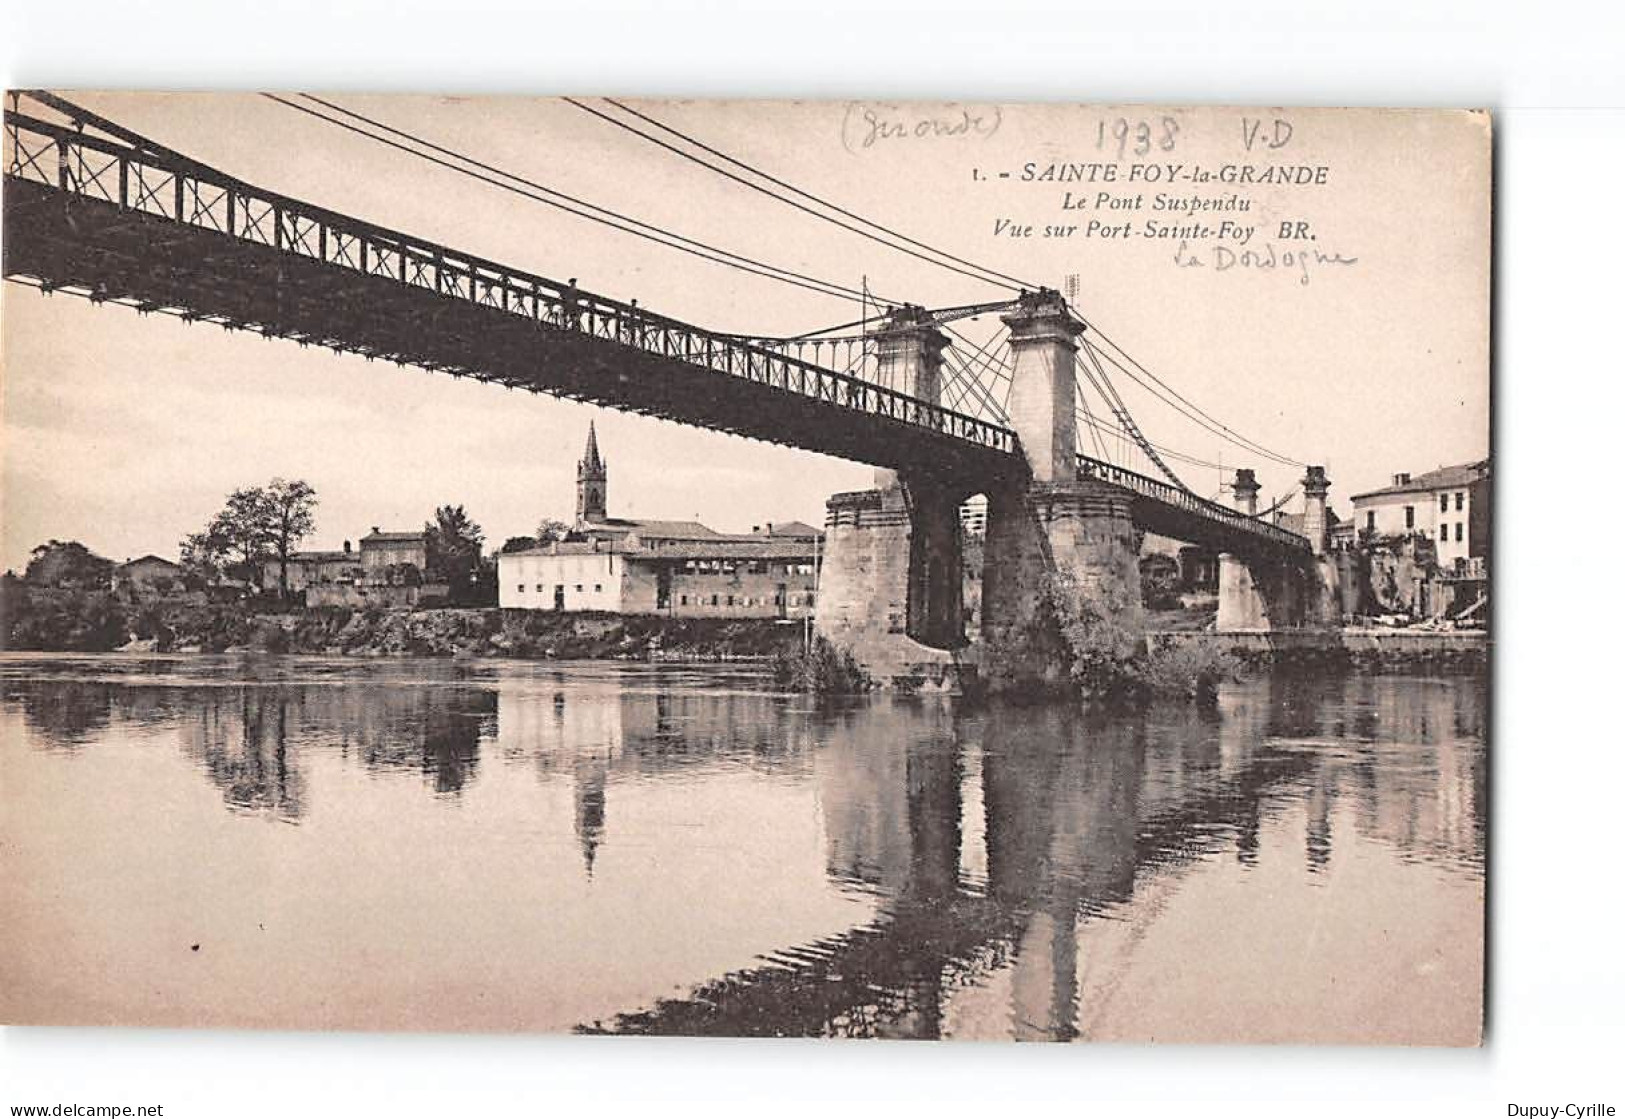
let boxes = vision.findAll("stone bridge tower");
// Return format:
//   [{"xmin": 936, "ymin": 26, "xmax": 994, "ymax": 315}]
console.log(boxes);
[{"xmin": 978, "ymin": 289, "xmax": 1144, "ymax": 690}]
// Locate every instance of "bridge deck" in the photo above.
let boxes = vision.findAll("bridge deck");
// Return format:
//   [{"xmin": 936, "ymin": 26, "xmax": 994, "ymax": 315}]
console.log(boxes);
[
  {"xmin": 1079, "ymin": 457, "xmax": 1311, "ymax": 558},
  {"xmin": 2, "ymin": 110, "xmax": 1015, "ymax": 487}
]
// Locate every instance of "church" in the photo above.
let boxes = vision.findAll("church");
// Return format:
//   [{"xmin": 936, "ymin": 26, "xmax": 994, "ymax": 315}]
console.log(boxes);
[{"xmin": 497, "ymin": 423, "xmax": 824, "ymax": 618}]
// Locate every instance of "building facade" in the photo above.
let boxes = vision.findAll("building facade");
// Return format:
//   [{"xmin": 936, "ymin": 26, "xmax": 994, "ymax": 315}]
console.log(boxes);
[
  {"xmin": 260, "ymin": 544, "xmax": 363, "ymax": 594},
  {"xmin": 499, "ymin": 427, "xmax": 822, "ymax": 618},
  {"xmin": 114, "ymin": 554, "xmax": 184, "ymax": 597},
  {"xmin": 359, "ymin": 529, "xmax": 429, "ymax": 580},
  {"xmin": 1350, "ymin": 460, "xmax": 1489, "ymax": 570}
]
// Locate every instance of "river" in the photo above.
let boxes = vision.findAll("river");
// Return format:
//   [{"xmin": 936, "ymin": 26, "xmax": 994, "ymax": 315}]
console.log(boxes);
[{"xmin": 0, "ymin": 654, "xmax": 1485, "ymax": 1043}]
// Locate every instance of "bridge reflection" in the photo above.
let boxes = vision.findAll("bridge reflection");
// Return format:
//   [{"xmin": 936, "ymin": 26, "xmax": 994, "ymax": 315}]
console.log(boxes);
[{"xmin": 579, "ymin": 674, "xmax": 1484, "ymax": 1038}]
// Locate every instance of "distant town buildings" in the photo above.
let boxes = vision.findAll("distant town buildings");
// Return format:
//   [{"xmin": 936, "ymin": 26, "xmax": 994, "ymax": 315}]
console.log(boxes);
[{"xmin": 498, "ymin": 424, "xmax": 823, "ymax": 618}]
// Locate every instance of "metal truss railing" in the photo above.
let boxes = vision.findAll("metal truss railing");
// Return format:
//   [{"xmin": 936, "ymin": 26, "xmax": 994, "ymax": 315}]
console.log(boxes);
[
  {"xmin": 1077, "ymin": 454, "xmax": 1311, "ymax": 552},
  {"xmin": 3, "ymin": 109, "xmax": 1016, "ymax": 458}
]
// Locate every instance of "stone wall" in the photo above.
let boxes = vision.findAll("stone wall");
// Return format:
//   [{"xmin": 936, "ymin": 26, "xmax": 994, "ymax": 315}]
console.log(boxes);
[{"xmin": 1150, "ymin": 627, "xmax": 1488, "ymax": 673}]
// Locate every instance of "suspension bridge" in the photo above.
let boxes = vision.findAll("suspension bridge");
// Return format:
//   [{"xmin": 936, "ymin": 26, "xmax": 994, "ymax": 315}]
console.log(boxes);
[{"xmin": 2, "ymin": 91, "xmax": 1339, "ymax": 685}]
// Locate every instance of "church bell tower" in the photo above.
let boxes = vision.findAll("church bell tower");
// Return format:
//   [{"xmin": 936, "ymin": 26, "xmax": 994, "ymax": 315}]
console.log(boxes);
[{"xmin": 576, "ymin": 421, "xmax": 607, "ymax": 524}]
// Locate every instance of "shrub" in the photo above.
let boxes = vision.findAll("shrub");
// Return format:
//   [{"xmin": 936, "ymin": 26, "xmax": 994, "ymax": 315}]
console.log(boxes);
[
  {"xmin": 2, "ymin": 586, "xmax": 128, "ymax": 651},
  {"xmin": 1130, "ymin": 639, "xmax": 1241, "ymax": 704},
  {"xmin": 1042, "ymin": 569, "xmax": 1241, "ymax": 703},
  {"xmin": 771, "ymin": 635, "xmax": 871, "ymax": 694}
]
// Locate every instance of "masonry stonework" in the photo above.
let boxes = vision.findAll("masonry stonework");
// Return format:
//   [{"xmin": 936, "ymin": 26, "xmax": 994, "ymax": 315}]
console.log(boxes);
[{"xmin": 814, "ymin": 486, "xmax": 962, "ymax": 685}]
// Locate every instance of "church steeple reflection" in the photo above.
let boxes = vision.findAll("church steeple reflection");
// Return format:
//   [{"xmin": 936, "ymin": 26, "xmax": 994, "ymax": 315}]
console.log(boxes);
[{"xmin": 575, "ymin": 751, "xmax": 607, "ymax": 878}]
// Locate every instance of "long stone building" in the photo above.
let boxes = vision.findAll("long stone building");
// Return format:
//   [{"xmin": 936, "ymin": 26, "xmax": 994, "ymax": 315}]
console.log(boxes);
[{"xmin": 498, "ymin": 424, "xmax": 823, "ymax": 618}]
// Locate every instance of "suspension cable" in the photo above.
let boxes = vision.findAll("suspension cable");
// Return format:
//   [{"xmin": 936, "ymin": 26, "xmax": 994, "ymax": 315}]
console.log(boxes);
[
  {"xmin": 570, "ymin": 96, "xmax": 1039, "ymax": 294},
  {"xmin": 269, "ymin": 94, "xmax": 875, "ymax": 307}
]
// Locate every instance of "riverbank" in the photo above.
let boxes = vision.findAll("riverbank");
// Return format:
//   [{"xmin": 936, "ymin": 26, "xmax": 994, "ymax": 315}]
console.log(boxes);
[
  {"xmin": 0, "ymin": 586, "xmax": 807, "ymax": 661},
  {"xmin": 1, "ymin": 586, "xmax": 1488, "ymax": 672}
]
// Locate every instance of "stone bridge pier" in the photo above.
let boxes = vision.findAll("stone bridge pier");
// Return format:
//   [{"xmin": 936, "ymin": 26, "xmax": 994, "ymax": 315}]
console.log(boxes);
[
  {"xmin": 978, "ymin": 289, "xmax": 1143, "ymax": 690},
  {"xmin": 815, "ymin": 306, "xmax": 971, "ymax": 685},
  {"xmin": 1216, "ymin": 466, "xmax": 1341, "ymax": 631}
]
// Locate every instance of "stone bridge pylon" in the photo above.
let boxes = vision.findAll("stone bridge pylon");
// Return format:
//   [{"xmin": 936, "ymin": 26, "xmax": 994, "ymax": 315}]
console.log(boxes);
[{"xmin": 815, "ymin": 290, "xmax": 1145, "ymax": 690}]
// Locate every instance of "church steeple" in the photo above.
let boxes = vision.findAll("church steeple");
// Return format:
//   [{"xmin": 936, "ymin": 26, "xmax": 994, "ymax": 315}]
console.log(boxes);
[{"xmin": 576, "ymin": 421, "xmax": 607, "ymax": 524}]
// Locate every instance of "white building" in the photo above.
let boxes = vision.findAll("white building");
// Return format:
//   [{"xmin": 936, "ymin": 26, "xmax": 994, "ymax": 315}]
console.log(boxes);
[{"xmin": 1349, "ymin": 460, "xmax": 1489, "ymax": 569}]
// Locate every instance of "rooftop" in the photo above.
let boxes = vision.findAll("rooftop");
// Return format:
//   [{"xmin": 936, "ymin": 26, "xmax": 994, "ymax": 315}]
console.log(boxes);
[
  {"xmin": 361, "ymin": 530, "xmax": 427, "ymax": 544},
  {"xmin": 1351, "ymin": 460, "xmax": 1489, "ymax": 502},
  {"xmin": 503, "ymin": 537, "xmax": 818, "ymax": 561},
  {"xmin": 118, "ymin": 554, "xmax": 181, "ymax": 570},
  {"xmin": 285, "ymin": 550, "xmax": 357, "ymax": 563},
  {"xmin": 579, "ymin": 518, "xmax": 722, "ymax": 540},
  {"xmin": 752, "ymin": 520, "xmax": 822, "ymax": 539}
]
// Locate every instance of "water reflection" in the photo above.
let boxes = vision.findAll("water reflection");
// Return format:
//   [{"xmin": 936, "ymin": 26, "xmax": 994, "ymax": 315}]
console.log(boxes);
[
  {"xmin": 185, "ymin": 691, "xmax": 306, "ymax": 821},
  {"xmin": 0, "ymin": 656, "xmax": 1484, "ymax": 1040}
]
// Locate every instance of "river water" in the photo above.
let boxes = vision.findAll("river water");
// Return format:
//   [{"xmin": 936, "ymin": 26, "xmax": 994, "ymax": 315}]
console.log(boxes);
[{"xmin": 0, "ymin": 654, "xmax": 1485, "ymax": 1043}]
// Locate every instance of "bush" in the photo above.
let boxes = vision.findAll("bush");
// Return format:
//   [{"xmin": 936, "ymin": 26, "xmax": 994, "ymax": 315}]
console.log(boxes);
[
  {"xmin": 1043, "ymin": 570, "xmax": 1240, "ymax": 703},
  {"xmin": 2, "ymin": 585, "xmax": 128, "ymax": 651},
  {"xmin": 771, "ymin": 635, "xmax": 871, "ymax": 694},
  {"xmin": 1129, "ymin": 639, "xmax": 1241, "ymax": 704}
]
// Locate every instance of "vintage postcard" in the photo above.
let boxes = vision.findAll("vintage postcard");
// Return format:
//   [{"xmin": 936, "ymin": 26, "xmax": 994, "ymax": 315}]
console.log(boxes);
[{"xmin": 0, "ymin": 94, "xmax": 1488, "ymax": 1042}]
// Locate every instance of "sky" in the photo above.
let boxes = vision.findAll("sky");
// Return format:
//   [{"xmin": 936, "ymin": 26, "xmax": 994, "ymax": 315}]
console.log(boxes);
[{"xmin": 0, "ymin": 95, "xmax": 1489, "ymax": 570}]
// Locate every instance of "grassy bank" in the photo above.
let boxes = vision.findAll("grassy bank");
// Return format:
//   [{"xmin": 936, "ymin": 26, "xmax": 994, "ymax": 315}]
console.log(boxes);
[{"xmin": 0, "ymin": 584, "xmax": 807, "ymax": 661}]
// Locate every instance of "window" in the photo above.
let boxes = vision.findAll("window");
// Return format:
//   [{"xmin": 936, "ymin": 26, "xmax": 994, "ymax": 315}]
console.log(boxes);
[
  {"xmin": 575, "ymin": 584, "xmax": 583, "ymax": 592},
  {"xmin": 1440, "ymin": 494, "xmax": 1449, "ymax": 513},
  {"xmin": 1455, "ymin": 523, "xmax": 1463, "ymax": 542},
  {"xmin": 1439, "ymin": 526, "xmax": 1447, "ymax": 541},
  {"xmin": 1404, "ymin": 505, "xmax": 1415, "ymax": 529},
  {"xmin": 710, "ymin": 594, "xmax": 718, "ymax": 606},
  {"xmin": 517, "ymin": 583, "xmax": 525, "ymax": 593},
  {"xmin": 1456, "ymin": 492, "xmax": 1464, "ymax": 511},
  {"xmin": 806, "ymin": 593, "xmax": 815, "ymax": 607},
  {"xmin": 680, "ymin": 594, "xmax": 688, "ymax": 606},
  {"xmin": 1366, "ymin": 511, "xmax": 1376, "ymax": 531},
  {"xmin": 726, "ymin": 595, "xmax": 735, "ymax": 606},
  {"xmin": 594, "ymin": 584, "xmax": 602, "ymax": 593}
]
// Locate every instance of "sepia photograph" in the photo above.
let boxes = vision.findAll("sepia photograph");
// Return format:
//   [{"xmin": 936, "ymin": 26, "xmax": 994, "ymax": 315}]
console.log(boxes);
[{"xmin": 0, "ymin": 91, "xmax": 1492, "ymax": 1047}]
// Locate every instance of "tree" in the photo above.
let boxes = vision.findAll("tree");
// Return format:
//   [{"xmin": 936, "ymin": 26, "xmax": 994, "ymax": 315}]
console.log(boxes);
[
  {"xmin": 25, "ymin": 540, "xmax": 114, "ymax": 590},
  {"xmin": 535, "ymin": 519, "xmax": 571, "ymax": 546},
  {"xmin": 184, "ymin": 478, "xmax": 317, "ymax": 595},
  {"xmin": 500, "ymin": 536, "xmax": 539, "ymax": 554},
  {"xmin": 1139, "ymin": 552, "xmax": 1183, "ymax": 610},
  {"xmin": 424, "ymin": 505, "xmax": 485, "ymax": 599},
  {"xmin": 263, "ymin": 479, "xmax": 319, "ymax": 598}
]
